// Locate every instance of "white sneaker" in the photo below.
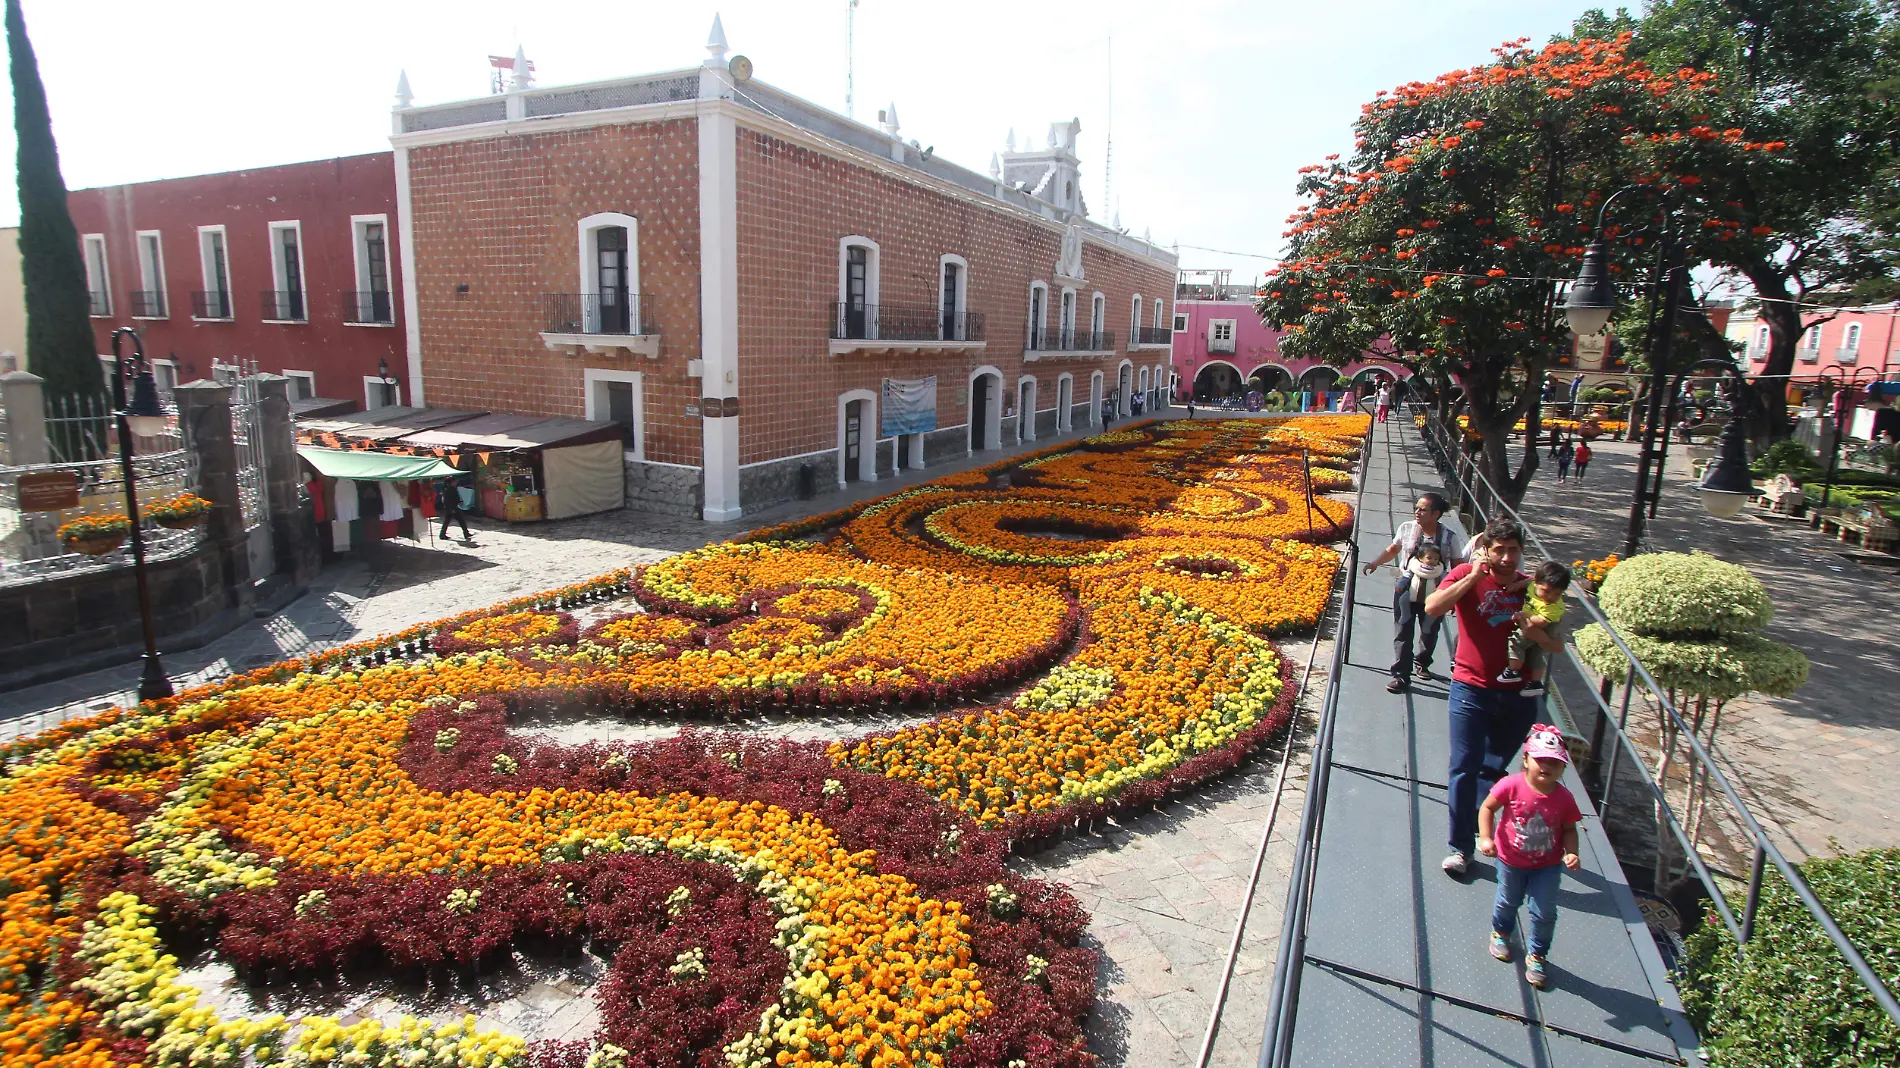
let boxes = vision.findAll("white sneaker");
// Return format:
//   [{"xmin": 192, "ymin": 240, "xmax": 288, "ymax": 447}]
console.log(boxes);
[{"xmin": 1442, "ymin": 851, "xmax": 1470, "ymax": 876}]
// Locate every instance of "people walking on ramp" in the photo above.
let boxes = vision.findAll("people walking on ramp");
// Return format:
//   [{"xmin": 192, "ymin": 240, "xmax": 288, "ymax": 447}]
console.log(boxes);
[{"xmin": 1479, "ymin": 724, "xmax": 1584, "ymax": 989}]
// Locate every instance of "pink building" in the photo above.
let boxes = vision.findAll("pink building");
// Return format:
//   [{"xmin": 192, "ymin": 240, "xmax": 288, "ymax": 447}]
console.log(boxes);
[
  {"xmin": 1729, "ymin": 304, "xmax": 1900, "ymax": 382},
  {"xmin": 1170, "ymin": 270, "xmax": 1404, "ymax": 403}
]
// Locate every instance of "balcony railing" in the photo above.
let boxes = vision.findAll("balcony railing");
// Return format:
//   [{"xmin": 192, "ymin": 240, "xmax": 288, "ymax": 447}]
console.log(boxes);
[
  {"xmin": 190, "ymin": 291, "xmax": 234, "ymax": 320},
  {"xmin": 261, "ymin": 290, "xmax": 307, "ymax": 322},
  {"xmin": 827, "ymin": 302, "xmax": 986, "ymax": 343},
  {"xmin": 1082, "ymin": 329, "xmax": 1115, "ymax": 351},
  {"xmin": 1026, "ymin": 325, "xmax": 1115, "ymax": 352},
  {"xmin": 343, "ymin": 290, "xmax": 395, "ymax": 325},
  {"xmin": 1209, "ymin": 336, "xmax": 1236, "ymax": 354},
  {"xmin": 545, "ymin": 292, "xmax": 655, "ymax": 335},
  {"xmin": 130, "ymin": 290, "xmax": 167, "ymax": 318},
  {"xmin": 1137, "ymin": 325, "xmax": 1172, "ymax": 346},
  {"xmin": 1837, "ymin": 346, "xmax": 1859, "ymax": 364},
  {"xmin": 87, "ymin": 291, "xmax": 110, "ymax": 316}
]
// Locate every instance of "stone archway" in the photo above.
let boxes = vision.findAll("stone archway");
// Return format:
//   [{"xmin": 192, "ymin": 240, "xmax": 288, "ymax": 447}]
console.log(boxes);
[
  {"xmin": 968, "ymin": 365, "xmax": 1004, "ymax": 452},
  {"xmin": 1193, "ymin": 360, "xmax": 1243, "ymax": 400}
]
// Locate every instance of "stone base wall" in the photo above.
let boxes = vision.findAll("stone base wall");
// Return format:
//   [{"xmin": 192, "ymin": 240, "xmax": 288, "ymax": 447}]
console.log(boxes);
[
  {"xmin": 741, "ymin": 451, "xmax": 841, "ymax": 514},
  {"xmin": 1035, "ymin": 409, "xmax": 1058, "ymax": 440},
  {"xmin": 0, "ymin": 540, "xmax": 249, "ymax": 689},
  {"xmin": 923, "ymin": 425, "xmax": 969, "ymax": 466},
  {"xmin": 1070, "ymin": 401, "xmax": 1097, "ymax": 431},
  {"xmin": 625, "ymin": 460, "xmax": 705, "ymax": 519}
]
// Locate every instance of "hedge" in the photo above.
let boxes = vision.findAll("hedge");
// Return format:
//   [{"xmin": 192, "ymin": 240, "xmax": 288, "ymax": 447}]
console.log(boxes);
[
  {"xmin": 1574, "ymin": 624, "xmax": 1809, "ymax": 701},
  {"xmin": 1682, "ymin": 847, "xmax": 1900, "ymax": 1067},
  {"xmin": 1596, "ymin": 551, "xmax": 1774, "ymax": 639}
]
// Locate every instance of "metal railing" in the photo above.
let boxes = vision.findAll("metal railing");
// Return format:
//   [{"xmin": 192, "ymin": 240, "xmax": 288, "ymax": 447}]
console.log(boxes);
[
  {"xmin": 1, "ymin": 448, "xmax": 200, "ymax": 582},
  {"xmin": 261, "ymin": 290, "xmax": 307, "ymax": 322},
  {"xmin": 130, "ymin": 290, "xmax": 167, "ymax": 318},
  {"xmin": 342, "ymin": 289, "xmax": 394, "ymax": 325},
  {"xmin": 190, "ymin": 290, "xmax": 233, "ymax": 320},
  {"xmin": 826, "ymin": 302, "xmax": 985, "ymax": 343},
  {"xmin": 544, "ymin": 292, "xmax": 655, "ymax": 336},
  {"xmin": 1137, "ymin": 325, "xmax": 1172, "ymax": 346},
  {"xmin": 1408, "ymin": 400, "xmax": 1900, "ymax": 1032}
]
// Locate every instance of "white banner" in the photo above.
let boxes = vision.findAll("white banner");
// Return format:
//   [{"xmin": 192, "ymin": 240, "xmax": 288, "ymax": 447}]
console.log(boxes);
[{"xmin": 882, "ymin": 376, "xmax": 938, "ymax": 436}]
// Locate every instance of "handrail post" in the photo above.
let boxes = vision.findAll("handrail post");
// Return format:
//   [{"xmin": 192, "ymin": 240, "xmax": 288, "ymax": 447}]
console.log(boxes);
[
  {"xmin": 1601, "ymin": 676, "xmax": 1635, "ymax": 809},
  {"xmin": 1740, "ymin": 843, "xmax": 1768, "ymax": 945}
]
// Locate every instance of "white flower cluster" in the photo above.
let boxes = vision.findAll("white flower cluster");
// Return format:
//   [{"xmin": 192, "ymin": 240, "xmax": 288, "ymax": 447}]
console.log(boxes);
[{"xmin": 669, "ymin": 946, "xmax": 709, "ymax": 981}]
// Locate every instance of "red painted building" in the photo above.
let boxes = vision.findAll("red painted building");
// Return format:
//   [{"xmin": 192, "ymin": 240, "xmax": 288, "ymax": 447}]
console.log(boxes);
[{"xmin": 68, "ymin": 152, "xmax": 406, "ymax": 413}]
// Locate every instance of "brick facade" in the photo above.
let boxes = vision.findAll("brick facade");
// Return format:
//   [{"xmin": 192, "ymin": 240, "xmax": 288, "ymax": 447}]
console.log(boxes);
[
  {"xmin": 67, "ymin": 154, "xmax": 406, "ymax": 408},
  {"xmin": 403, "ymin": 120, "xmax": 704, "ymax": 467}
]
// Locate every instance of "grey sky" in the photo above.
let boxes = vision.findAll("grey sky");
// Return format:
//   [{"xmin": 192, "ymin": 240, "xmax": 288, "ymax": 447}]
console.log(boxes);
[{"xmin": 7, "ymin": 0, "xmax": 1604, "ymax": 279}]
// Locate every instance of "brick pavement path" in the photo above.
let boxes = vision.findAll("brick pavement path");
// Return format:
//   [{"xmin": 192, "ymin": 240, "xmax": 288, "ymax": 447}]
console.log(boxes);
[
  {"xmin": 1, "ymin": 404, "xmax": 1345, "ymax": 1067},
  {"xmin": 1510, "ymin": 432, "xmax": 1900, "ymax": 860}
]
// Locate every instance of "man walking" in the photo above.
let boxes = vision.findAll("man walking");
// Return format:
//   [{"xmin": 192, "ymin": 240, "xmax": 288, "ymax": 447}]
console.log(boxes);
[
  {"xmin": 1425, "ymin": 517, "xmax": 1565, "ymax": 877},
  {"xmin": 435, "ymin": 477, "xmax": 472, "ymax": 542}
]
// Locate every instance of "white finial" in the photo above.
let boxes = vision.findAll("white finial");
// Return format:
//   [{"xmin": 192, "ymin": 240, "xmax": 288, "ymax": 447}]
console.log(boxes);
[
  {"xmin": 1006, "ymin": 128, "xmax": 1016, "ymax": 152},
  {"xmin": 511, "ymin": 46, "xmax": 533, "ymax": 91},
  {"xmin": 881, "ymin": 102, "xmax": 900, "ymax": 136},
  {"xmin": 395, "ymin": 70, "xmax": 413, "ymax": 109},
  {"xmin": 706, "ymin": 14, "xmax": 729, "ymax": 63},
  {"xmin": 1143, "ymin": 226, "xmax": 1152, "ymax": 244},
  {"xmin": 989, "ymin": 152, "xmax": 1001, "ymax": 179},
  {"xmin": 1113, "ymin": 207, "xmax": 1121, "ymax": 229}
]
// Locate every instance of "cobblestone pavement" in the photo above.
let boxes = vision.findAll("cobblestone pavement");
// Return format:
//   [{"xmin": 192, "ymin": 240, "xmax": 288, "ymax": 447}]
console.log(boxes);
[
  {"xmin": 1507, "ymin": 432, "xmax": 1900, "ymax": 860},
  {"xmin": 7, "ymin": 404, "xmax": 1347, "ymax": 1067}
]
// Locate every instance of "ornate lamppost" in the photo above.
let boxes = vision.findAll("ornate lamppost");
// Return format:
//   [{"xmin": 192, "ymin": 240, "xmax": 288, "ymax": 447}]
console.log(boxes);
[{"xmin": 108, "ymin": 326, "xmax": 175, "ymax": 701}]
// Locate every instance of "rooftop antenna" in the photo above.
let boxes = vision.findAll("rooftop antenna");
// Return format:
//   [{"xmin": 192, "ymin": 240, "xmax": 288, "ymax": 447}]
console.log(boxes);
[
  {"xmin": 1102, "ymin": 34, "xmax": 1113, "ymax": 222},
  {"xmin": 846, "ymin": 0, "xmax": 859, "ymax": 119}
]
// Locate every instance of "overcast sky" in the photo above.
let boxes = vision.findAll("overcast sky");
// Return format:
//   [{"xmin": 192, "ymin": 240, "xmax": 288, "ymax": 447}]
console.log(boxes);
[{"xmin": 6, "ymin": 0, "xmax": 1606, "ymax": 279}]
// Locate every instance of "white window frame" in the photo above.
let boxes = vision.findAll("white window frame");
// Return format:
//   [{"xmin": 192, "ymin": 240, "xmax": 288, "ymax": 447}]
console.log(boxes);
[
  {"xmin": 577, "ymin": 211, "xmax": 642, "ymax": 333},
  {"xmin": 1059, "ymin": 287, "xmax": 1077, "ymax": 348},
  {"xmin": 1173, "ymin": 312, "xmax": 1188, "ymax": 333},
  {"xmin": 937, "ymin": 253, "xmax": 970, "ymax": 341},
  {"xmin": 838, "ymin": 235, "xmax": 881, "ymax": 337},
  {"xmin": 363, "ymin": 374, "xmax": 402, "ymax": 410},
  {"xmin": 1028, "ymin": 281, "xmax": 1049, "ymax": 348},
  {"xmin": 1056, "ymin": 371, "xmax": 1075, "ymax": 432},
  {"xmin": 196, "ymin": 225, "xmax": 234, "ymax": 320},
  {"xmin": 583, "ymin": 367, "xmax": 645, "ymax": 460},
  {"xmin": 1130, "ymin": 293, "xmax": 1142, "ymax": 342},
  {"xmin": 83, "ymin": 234, "xmax": 110, "ymax": 316},
  {"xmin": 133, "ymin": 231, "xmax": 167, "ymax": 319},
  {"xmin": 1800, "ymin": 324, "xmax": 1822, "ymax": 361},
  {"xmin": 266, "ymin": 220, "xmax": 308, "ymax": 322},
  {"xmin": 148, "ymin": 357, "xmax": 178, "ymax": 397},
  {"xmin": 282, "ymin": 369, "xmax": 317, "ymax": 402},
  {"xmin": 1752, "ymin": 325, "xmax": 1769, "ymax": 362},
  {"xmin": 837, "ymin": 388, "xmax": 880, "ymax": 484},
  {"xmin": 347, "ymin": 213, "xmax": 397, "ymax": 327},
  {"xmin": 1089, "ymin": 369, "xmax": 1105, "ymax": 426},
  {"xmin": 1841, "ymin": 322, "xmax": 1862, "ymax": 362},
  {"xmin": 1154, "ymin": 298, "xmax": 1166, "ymax": 330},
  {"xmin": 1090, "ymin": 292, "xmax": 1106, "ymax": 340},
  {"xmin": 1017, "ymin": 374, "xmax": 1038, "ymax": 443}
]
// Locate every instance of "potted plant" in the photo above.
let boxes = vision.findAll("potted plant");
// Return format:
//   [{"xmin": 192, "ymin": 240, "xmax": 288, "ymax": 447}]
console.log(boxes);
[
  {"xmin": 144, "ymin": 492, "xmax": 212, "ymax": 530},
  {"xmin": 58, "ymin": 513, "xmax": 132, "ymax": 556}
]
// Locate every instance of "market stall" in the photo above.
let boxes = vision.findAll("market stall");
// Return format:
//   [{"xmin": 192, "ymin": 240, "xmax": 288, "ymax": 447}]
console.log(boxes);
[
  {"xmin": 399, "ymin": 415, "xmax": 627, "ymax": 521},
  {"xmin": 296, "ymin": 446, "xmax": 463, "ymax": 552}
]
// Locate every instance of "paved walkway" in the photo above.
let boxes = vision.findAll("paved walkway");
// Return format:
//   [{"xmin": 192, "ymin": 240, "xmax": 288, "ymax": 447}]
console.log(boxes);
[
  {"xmin": 1271, "ymin": 416, "xmax": 1695, "ymax": 1067},
  {"xmin": 1509, "ymin": 433, "xmax": 1900, "ymax": 860}
]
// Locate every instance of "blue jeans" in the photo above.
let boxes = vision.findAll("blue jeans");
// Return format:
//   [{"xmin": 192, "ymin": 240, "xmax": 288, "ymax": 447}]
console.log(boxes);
[
  {"xmin": 1447, "ymin": 680, "xmax": 1538, "ymax": 854},
  {"xmin": 1492, "ymin": 861, "xmax": 1561, "ymax": 957}
]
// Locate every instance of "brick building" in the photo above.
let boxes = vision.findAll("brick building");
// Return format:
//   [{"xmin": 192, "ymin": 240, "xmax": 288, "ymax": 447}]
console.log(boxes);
[
  {"xmin": 67, "ymin": 153, "xmax": 407, "ymax": 412},
  {"xmin": 394, "ymin": 21, "xmax": 1177, "ymax": 520}
]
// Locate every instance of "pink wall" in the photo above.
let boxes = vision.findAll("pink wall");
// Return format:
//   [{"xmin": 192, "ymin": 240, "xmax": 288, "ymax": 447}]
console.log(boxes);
[
  {"xmin": 1170, "ymin": 298, "xmax": 1405, "ymax": 398},
  {"xmin": 1738, "ymin": 305, "xmax": 1900, "ymax": 381}
]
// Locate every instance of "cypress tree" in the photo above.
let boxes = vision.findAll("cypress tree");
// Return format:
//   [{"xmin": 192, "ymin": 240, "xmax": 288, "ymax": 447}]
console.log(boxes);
[{"xmin": 8, "ymin": 0, "xmax": 103, "ymax": 404}]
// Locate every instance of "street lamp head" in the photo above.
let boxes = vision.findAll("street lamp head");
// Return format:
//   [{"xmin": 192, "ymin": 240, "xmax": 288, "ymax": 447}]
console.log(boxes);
[
  {"xmin": 1562, "ymin": 240, "xmax": 1616, "ymax": 338},
  {"xmin": 125, "ymin": 367, "xmax": 168, "ymax": 438},
  {"xmin": 378, "ymin": 357, "xmax": 391, "ymax": 382},
  {"xmin": 1698, "ymin": 405, "xmax": 1760, "ymax": 519}
]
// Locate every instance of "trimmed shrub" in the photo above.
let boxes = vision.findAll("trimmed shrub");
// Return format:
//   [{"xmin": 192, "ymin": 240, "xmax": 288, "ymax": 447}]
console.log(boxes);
[
  {"xmin": 1574, "ymin": 624, "xmax": 1809, "ymax": 701},
  {"xmin": 1596, "ymin": 551, "xmax": 1774, "ymax": 639},
  {"xmin": 1681, "ymin": 847, "xmax": 1900, "ymax": 1067}
]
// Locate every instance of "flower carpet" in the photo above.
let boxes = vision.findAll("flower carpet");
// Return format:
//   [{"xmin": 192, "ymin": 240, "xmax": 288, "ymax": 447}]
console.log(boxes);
[{"xmin": 0, "ymin": 416, "xmax": 1367, "ymax": 1068}]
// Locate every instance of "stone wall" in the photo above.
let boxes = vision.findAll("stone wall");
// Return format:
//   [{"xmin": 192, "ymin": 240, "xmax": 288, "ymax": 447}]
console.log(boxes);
[
  {"xmin": 625, "ymin": 460, "xmax": 705, "ymax": 518},
  {"xmin": 923, "ymin": 426, "xmax": 968, "ymax": 466},
  {"xmin": 740, "ymin": 450, "xmax": 841, "ymax": 513}
]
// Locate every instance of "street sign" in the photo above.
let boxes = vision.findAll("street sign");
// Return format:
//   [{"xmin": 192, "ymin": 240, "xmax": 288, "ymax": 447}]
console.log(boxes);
[
  {"xmin": 16, "ymin": 471, "xmax": 80, "ymax": 512},
  {"xmin": 685, "ymin": 404, "xmax": 702, "ymax": 418}
]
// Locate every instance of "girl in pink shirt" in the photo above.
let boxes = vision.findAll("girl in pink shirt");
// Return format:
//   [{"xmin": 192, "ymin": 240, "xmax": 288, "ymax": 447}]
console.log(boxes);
[{"xmin": 1477, "ymin": 724, "xmax": 1583, "ymax": 989}]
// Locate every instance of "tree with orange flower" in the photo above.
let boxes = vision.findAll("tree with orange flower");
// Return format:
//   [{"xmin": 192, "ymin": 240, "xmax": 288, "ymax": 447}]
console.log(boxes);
[{"xmin": 1259, "ymin": 33, "xmax": 1779, "ymax": 504}]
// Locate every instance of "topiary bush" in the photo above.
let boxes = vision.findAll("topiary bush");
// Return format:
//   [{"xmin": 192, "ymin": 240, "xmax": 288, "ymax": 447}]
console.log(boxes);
[
  {"xmin": 1574, "ymin": 627, "xmax": 1809, "ymax": 701},
  {"xmin": 1751, "ymin": 439, "xmax": 1821, "ymax": 480},
  {"xmin": 1595, "ymin": 551, "xmax": 1775, "ymax": 639},
  {"xmin": 1681, "ymin": 847, "xmax": 1900, "ymax": 1067}
]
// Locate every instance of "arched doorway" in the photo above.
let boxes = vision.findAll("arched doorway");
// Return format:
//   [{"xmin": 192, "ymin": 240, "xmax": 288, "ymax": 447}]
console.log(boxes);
[
  {"xmin": 1089, "ymin": 370, "xmax": 1105, "ymax": 426},
  {"xmin": 1057, "ymin": 374, "xmax": 1074, "ymax": 431},
  {"xmin": 1018, "ymin": 376, "xmax": 1037, "ymax": 442},
  {"xmin": 1117, "ymin": 362, "xmax": 1134, "ymax": 415},
  {"xmin": 837, "ymin": 389, "xmax": 878, "ymax": 485},
  {"xmin": 1248, "ymin": 364, "xmax": 1292, "ymax": 394},
  {"xmin": 1193, "ymin": 361, "xmax": 1242, "ymax": 401},
  {"xmin": 968, "ymin": 366, "xmax": 1003, "ymax": 451}
]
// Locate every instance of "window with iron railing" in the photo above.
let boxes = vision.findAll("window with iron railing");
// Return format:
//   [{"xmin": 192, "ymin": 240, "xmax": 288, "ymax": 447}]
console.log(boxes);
[
  {"xmin": 545, "ymin": 293, "xmax": 656, "ymax": 335},
  {"xmin": 343, "ymin": 290, "xmax": 395, "ymax": 325},
  {"xmin": 261, "ymin": 290, "xmax": 307, "ymax": 322},
  {"xmin": 829, "ymin": 302, "xmax": 984, "ymax": 343},
  {"xmin": 130, "ymin": 291, "xmax": 166, "ymax": 318},
  {"xmin": 191, "ymin": 291, "xmax": 233, "ymax": 320}
]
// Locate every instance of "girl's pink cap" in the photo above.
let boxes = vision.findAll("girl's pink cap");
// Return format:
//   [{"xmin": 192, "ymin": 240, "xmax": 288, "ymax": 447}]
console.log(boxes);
[{"xmin": 1525, "ymin": 725, "xmax": 1570, "ymax": 764}]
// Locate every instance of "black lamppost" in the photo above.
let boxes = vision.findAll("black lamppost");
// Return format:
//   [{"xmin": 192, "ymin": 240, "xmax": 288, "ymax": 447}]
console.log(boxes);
[
  {"xmin": 108, "ymin": 327, "xmax": 175, "ymax": 702},
  {"xmin": 378, "ymin": 357, "xmax": 395, "ymax": 407},
  {"xmin": 1814, "ymin": 366, "xmax": 1875, "ymax": 514},
  {"xmin": 1563, "ymin": 186, "xmax": 1686, "ymax": 557}
]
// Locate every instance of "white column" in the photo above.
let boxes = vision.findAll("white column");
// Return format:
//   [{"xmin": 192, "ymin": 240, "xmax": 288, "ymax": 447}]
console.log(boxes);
[
  {"xmin": 394, "ymin": 145, "xmax": 425, "ymax": 407},
  {"xmin": 697, "ymin": 72, "xmax": 742, "ymax": 521}
]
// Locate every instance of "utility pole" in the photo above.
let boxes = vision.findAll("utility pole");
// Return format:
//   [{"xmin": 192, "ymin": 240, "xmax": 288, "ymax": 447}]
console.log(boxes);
[
  {"xmin": 846, "ymin": 0, "xmax": 859, "ymax": 120},
  {"xmin": 1103, "ymin": 35, "xmax": 1113, "ymax": 220}
]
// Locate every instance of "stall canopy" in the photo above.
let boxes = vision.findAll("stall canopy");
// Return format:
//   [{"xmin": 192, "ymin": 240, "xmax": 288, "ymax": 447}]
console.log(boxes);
[{"xmin": 297, "ymin": 446, "xmax": 462, "ymax": 481}]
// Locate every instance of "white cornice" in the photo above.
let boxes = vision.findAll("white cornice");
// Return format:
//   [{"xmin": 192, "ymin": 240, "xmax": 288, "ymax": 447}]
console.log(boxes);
[{"xmin": 392, "ymin": 98, "xmax": 1175, "ymax": 272}]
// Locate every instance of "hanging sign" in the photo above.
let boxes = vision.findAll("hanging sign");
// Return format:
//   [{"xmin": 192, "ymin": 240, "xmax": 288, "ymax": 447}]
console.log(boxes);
[
  {"xmin": 17, "ymin": 471, "xmax": 80, "ymax": 512},
  {"xmin": 882, "ymin": 376, "xmax": 938, "ymax": 436}
]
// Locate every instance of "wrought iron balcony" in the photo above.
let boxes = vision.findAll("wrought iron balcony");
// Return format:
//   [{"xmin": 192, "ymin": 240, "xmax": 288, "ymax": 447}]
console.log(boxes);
[
  {"xmin": 1137, "ymin": 325, "xmax": 1172, "ymax": 346},
  {"xmin": 130, "ymin": 290, "xmax": 167, "ymax": 318},
  {"xmin": 1025, "ymin": 324, "xmax": 1116, "ymax": 358},
  {"xmin": 190, "ymin": 291, "xmax": 234, "ymax": 320},
  {"xmin": 1084, "ymin": 329, "xmax": 1116, "ymax": 351},
  {"xmin": 343, "ymin": 289, "xmax": 395, "ymax": 325},
  {"xmin": 261, "ymin": 290, "xmax": 307, "ymax": 322},
  {"xmin": 545, "ymin": 292, "xmax": 655, "ymax": 336},
  {"xmin": 827, "ymin": 302, "xmax": 987, "ymax": 343}
]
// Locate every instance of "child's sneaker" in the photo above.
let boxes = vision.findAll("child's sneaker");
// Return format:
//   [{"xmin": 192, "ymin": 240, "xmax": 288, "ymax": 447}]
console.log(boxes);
[
  {"xmin": 1496, "ymin": 666, "xmax": 1524, "ymax": 684},
  {"xmin": 1441, "ymin": 851, "xmax": 1470, "ymax": 876},
  {"xmin": 1525, "ymin": 954, "xmax": 1548, "ymax": 988},
  {"xmin": 1489, "ymin": 932, "xmax": 1512, "ymax": 962},
  {"xmin": 1520, "ymin": 680, "xmax": 1546, "ymax": 696}
]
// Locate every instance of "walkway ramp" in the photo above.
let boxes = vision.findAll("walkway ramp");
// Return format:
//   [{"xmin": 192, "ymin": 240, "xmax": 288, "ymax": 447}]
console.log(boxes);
[{"xmin": 1265, "ymin": 417, "xmax": 1697, "ymax": 1067}]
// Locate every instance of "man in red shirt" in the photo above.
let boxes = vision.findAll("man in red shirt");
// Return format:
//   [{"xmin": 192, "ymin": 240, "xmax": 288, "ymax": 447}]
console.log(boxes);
[{"xmin": 1424, "ymin": 517, "xmax": 1565, "ymax": 877}]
